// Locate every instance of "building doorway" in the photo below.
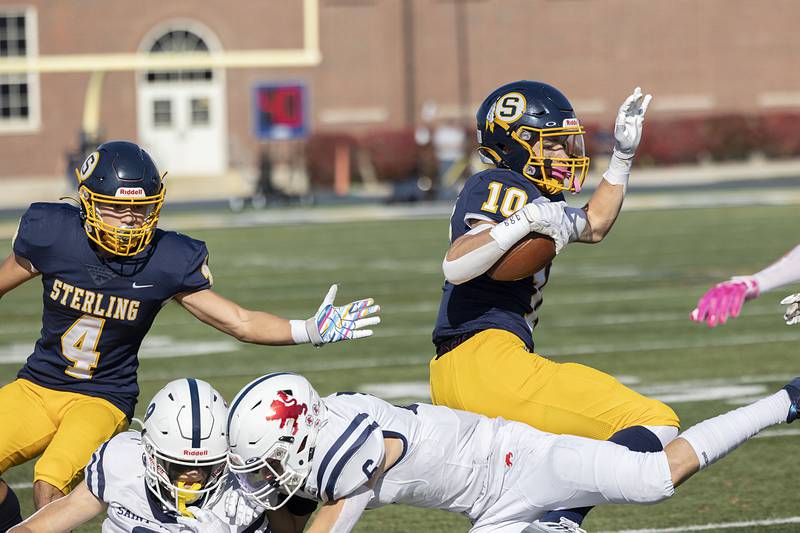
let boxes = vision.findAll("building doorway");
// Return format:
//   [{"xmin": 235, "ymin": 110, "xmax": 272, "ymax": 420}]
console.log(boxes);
[{"xmin": 137, "ymin": 25, "xmax": 227, "ymax": 175}]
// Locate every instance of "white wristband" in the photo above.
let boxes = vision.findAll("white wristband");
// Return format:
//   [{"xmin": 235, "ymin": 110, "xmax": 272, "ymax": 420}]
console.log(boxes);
[
  {"xmin": 602, "ymin": 149, "xmax": 634, "ymax": 191},
  {"xmin": 489, "ymin": 212, "xmax": 530, "ymax": 251},
  {"xmin": 290, "ymin": 319, "xmax": 311, "ymax": 345}
]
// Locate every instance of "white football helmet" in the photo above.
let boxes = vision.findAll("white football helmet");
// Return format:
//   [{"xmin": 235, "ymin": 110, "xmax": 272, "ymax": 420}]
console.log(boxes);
[
  {"xmin": 227, "ymin": 372, "xmax": 327, "ymax": 509},
  {"xmin": 142, "ymin": 378, "xmax": 228, "ymax": 516}
]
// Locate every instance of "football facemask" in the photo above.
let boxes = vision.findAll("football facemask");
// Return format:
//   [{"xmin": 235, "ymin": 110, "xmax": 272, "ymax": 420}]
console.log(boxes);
[
  {"xmin": 144, "ymin": 438, "xmax": 228, "ymax": 517},
  {"xmin": 229, "ymin": 445, "xmax": 307, "ymax": 510},
  {"xmin": 512, "ymin": 125, "xmax": 589, "ymax": 194},
  {"xmin": 78, "ymin": 182, "xmax": 165, "ymax": 256}
]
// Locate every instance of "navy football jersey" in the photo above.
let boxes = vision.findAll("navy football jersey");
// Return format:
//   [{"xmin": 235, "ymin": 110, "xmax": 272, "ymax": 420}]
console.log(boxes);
[
  {"xmin": 13, "ymin": 203, "xmax": 212, "ymax": 418},
  {"xmin": 433, "ymin": 169, "xmax": 562, "ymax": 351}
]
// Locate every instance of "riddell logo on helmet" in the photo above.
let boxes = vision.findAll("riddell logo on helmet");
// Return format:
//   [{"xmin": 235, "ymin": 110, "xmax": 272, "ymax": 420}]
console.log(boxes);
[
  {"xmin": 182, "ymin": 449, "xmax": 209, "ymax": 457},
  {"xmin": 115, "ymin": 187, "xmax": 146, "ymax": 198},
  {"xmin": 562, "ymin": 118, "xmax": 580, "ymax": 127}
]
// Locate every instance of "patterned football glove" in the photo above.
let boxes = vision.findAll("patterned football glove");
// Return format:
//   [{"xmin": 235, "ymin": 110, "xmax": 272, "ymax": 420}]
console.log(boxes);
[
  {"xmin": 780, "ymin": 293, "xmax": 800, "ymax": 325},
  {"xmin": 304, "ymin": 284, "xmax": 381, "ymax": 347},
  {"xmin": 690, "ymin": 277, "xmax": 760, "ymax": 328}
]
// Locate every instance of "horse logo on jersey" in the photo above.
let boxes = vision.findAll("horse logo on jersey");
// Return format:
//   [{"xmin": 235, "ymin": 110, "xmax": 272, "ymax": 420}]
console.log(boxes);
[{"xmin": 266, "ymin": 390, "xmax": 308, "ymax": 436}]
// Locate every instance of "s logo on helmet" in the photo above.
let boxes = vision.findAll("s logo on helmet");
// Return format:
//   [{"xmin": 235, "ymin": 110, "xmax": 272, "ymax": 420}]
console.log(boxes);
[
  {"xmin": 266, "ymin": 391, "xmax": 308, "ymax": 435},
  {"xmin": 495, "ymin": 92, "xmax": 526, "ymax": 123},
  {"xmin": 78, "ymin": 151, "xmax": 100, "ymax": 182},
  {"xmin": 562, "ymin": 118, "xmax": 580, "ymax": 128}
]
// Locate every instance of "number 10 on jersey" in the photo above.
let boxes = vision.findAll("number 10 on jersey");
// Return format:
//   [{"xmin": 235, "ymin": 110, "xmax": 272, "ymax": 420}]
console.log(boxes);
[{"xmin": 481, "ymin": 181, "xmax": 528, "ymax": 217}]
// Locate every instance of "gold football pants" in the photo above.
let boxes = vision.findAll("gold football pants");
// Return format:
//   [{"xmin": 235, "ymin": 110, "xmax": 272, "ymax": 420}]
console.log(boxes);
[
  {"xmin": 430, "ymin": 329, "xmax": 679, "ymax": 440},
  {"xmin": 0, "ymin": 379, "xmax": 128, "ymax": 492}
]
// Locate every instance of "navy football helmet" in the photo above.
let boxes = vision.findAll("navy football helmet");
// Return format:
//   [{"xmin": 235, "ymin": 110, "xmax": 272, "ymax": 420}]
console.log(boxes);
[
  {"xmin": 476, "ymin": 81, "xmax": 589, "ymax": 194},
  {"xmin": 75, "ymin": 141, "xmax": 166, "ymax": 256}
]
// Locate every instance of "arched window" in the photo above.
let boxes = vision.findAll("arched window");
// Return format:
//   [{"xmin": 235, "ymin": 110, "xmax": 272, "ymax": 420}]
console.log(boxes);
[{"xmin": 146, "ymin": 29, "xmax": 212, "ymax": 83}]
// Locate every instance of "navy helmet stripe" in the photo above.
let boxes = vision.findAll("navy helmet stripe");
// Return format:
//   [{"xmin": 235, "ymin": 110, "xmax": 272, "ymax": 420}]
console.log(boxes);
[
  {"xmin": 227, "ymin": 372, "xmax": 291, "ymax": 433},
  {"xmin": 187, "ymin": 378, "xmax": 201, "ymax": 448},
  {"xmin": 96, "ymin": 440, "xmax": 110, "ymax": 500},
  {"xmin": 316, "ymin": 412, "xmax": 368, "ymax": 500},
  {"xmin": 324, "ymin": 420, "xmax": 379, "ymax": 501}
]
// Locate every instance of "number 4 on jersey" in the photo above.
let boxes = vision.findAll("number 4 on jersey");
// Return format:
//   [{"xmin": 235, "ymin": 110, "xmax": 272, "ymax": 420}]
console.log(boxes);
[{"xmin": 62, "ymin": 315, "xmax": 106, "ymax": 379}]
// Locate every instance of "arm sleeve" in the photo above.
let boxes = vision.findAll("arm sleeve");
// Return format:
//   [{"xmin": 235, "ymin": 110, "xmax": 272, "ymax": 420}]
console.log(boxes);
[
  {"xmin": 753, "ymin": 243, "xmax": 800, "ymax": 293},
  {"xmin": 180, "ymin": 241, "xmax": 214, "ymax": 293}
]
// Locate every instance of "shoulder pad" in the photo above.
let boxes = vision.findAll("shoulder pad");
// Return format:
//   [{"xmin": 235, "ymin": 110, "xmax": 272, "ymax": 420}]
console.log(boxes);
[
  {"xmin": 13, "ymin": 203, "xmax": 80, "ymax": 263},
  {"xmin": 84, "ymin": 431, "xmax": 142, "ymax": 502},
  {"xmin": 153, "ymin": 231, "xmax": 212, "ymax": 293},
  {"xmin": 316, "ymin": 414, "xmax": 385, "ymax": 502}
]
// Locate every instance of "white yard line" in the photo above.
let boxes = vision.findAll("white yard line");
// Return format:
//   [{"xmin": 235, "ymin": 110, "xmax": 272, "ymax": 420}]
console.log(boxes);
[{"xmin": 598, "ymin": 516, "xmax": 800, "ymax": 533}]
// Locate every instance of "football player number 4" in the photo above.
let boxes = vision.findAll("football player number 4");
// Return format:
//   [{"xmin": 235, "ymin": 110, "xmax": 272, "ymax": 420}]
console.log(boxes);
[
  {"xmin": 61, "ymin": 315, "xmax": 106, "ymax": 379},
  {"xmin": 481, "ymin": 181, "xmax": 528, "ymax": 217}
]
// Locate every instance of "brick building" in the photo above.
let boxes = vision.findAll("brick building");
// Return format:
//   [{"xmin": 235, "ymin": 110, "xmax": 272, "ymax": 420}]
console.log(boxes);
[{"xmin": 0, "ymin": 0, "xmax": 798, "ymax": 199}]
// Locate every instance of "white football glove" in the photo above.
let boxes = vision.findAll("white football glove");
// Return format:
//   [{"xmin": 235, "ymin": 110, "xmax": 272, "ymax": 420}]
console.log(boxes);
[
  {"xmin": 225, "ymin": 488, "xmax": 266, "ymax": 527},
  {"xmin": 304, "ymin": 284, "xmax": 381, "ymax": 346},
  {"xmin": 613, "ymin": 86, "xmax": 652, "ymax": 158},
  {"xmin": 604, "ymin": 87, "xmax": 652, "ymax": 188},
  {"xmin": 520, "ymin": 200, "xmax": 571, "ymax": 254},
  {"xmin": 176, "ymin": 507, "xmax": 231, "ymax": 533},
  {"xmin": 780, "ymin": 293, "xmax": 800, "ymax": 325}
]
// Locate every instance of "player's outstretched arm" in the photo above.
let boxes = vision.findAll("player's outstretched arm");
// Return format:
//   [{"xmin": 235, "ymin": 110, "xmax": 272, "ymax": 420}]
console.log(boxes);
[
  {"xmin": 579, "ymin": 87, "xmax": 652, "ymax": 243},
  {"xmin": 305, "ymin": 487, "xmax": 374, "ymax": 533},
  {"xmin": 691, "ymin": 242, "xmax": 800, "ymax": 327},
  {"xmin": 0, "ymin": 252, "xmax": 38, "ymax": 298},
  {"xmin": 176, "ymin": 284, "xmax": 380, "ymax": 347},
  {"xmin": 9, "ymin": 481, "xmax": 106, "ymax": 532}
]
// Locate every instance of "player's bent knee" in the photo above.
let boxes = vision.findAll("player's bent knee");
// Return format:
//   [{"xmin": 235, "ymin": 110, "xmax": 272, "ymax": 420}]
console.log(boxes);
[
  {"xmin": 596, "ymin": 443, "xmax": 675, "ymax": 504},
  {"xmin": 33, "ymin": 479, "xmax": 65, "ymax": 509}
]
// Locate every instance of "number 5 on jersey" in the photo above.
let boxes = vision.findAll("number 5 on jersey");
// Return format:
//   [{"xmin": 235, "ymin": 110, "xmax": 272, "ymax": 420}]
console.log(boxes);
[
  {"xmin": 62, "ymin": 315, "xmax": 106, "ymax": 379},
  {"xmin": 481, "ymin": 181, "xmax": 528, "ymax": 217}
]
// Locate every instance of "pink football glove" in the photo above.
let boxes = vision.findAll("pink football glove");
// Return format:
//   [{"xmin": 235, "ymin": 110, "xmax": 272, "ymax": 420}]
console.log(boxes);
[{"xmin": 690, "ymin": 277, "xmax": 760, "ymax": 328}]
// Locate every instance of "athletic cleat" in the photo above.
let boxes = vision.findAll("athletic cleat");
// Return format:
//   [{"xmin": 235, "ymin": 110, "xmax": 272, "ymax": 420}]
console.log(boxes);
[
  {"xmin": 784, "ymin": 377, "xmax": 800, "ymax": 423},
  {"xmin": 523, "ymin": 517, "xmax": 588, "ymax": 533}
]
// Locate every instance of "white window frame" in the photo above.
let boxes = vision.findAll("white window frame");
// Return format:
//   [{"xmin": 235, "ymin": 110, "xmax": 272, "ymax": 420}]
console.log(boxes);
[{"xmin": 0, "ymin": 5, "xmax": 40, "ymax": 134}]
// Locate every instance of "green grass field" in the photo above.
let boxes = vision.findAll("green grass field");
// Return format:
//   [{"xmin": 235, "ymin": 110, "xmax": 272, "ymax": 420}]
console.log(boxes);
[{"xmin": 2, "ymin": 202, "xmax": 800, "ymax": 532}]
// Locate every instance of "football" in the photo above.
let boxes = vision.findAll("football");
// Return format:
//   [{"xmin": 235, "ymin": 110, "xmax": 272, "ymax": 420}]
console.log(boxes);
[{"xmin": 487, "ymin": 233, "xmax": 556, "ymax": 281}]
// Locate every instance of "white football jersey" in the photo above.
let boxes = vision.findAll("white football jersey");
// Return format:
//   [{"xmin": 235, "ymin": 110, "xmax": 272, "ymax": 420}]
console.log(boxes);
[
  {"xmin": 300, "ymin": 393, "xmax": 503, "ymax": 521},
  {"xmin": 299, "ymin": 394, "xmax": 675, "ymax": 533},
  {"xmin": 84, "ymin": 431, "xmax": 269, "ymax": 533}
]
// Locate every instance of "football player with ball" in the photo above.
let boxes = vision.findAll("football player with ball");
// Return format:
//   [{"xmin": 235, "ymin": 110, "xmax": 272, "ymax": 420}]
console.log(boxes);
[{"xmin": 432, "ymin": 81, "xmax": 677, "ymax": 531}]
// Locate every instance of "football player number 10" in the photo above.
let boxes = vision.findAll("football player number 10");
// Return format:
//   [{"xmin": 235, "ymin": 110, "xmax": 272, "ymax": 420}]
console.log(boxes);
[
  {"xmin": 481, "ymin": 181, "xmax": 528, "ymax": 217},
  {"xmin": 61, "ymin": 315, "xmax": 106, "ymax": 379}
]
